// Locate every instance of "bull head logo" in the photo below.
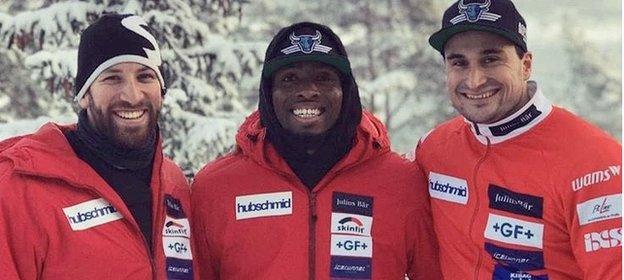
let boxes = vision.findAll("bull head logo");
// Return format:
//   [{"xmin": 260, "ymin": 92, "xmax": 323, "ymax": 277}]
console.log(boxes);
[
  {"xmin": 289, "ymin": 31, "xmax": 322, "ymax": 54},
  {"xmin": 458, "ymin": 0, "xmax": 491, "ymax": 22}
]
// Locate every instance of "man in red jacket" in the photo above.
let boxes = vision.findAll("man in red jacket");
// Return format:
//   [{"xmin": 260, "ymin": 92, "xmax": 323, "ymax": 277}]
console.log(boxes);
[
  {"xmin": 192, "ymin": 22, "xmax": 442, "ymax": 279},
  {"xmin": 413, "ymin": 0, "xmax": 622, "ymax": 279},
  {"xmin": 0, "ymin": 14, "xmax": 194, "ymax": 279}
]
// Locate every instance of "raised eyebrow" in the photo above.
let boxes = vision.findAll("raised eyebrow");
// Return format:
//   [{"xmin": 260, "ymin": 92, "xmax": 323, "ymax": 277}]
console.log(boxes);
[
  {"xmin": 445, "ymin": 53, "xmax": 464, "ymax": 61},
  {"xmin": 138, "ymin": 66, "xmax": 154, "ymax": 73},
  {"xmin": 101, "ymin": 68, "xmax": 123, "ymax": 74},
  {"xmin": 482, "ymin": 48, "xmax": 503, "ymax": 55}
]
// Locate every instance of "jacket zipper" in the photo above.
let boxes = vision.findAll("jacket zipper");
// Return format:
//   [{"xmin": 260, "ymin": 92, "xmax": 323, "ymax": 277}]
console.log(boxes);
[
  {"xmin": 83, "ymin": 184, "xmax": 157, "ymax": 279},
  {"xmin": 15, "ymin": 169, "xmax": 157, "ymax": 277},
  {"xmin": 70, "ymin": 179, "xmax": 157, "ymax": 278},
  {"xmin": 470, "ymin": 137, "xmax": 491, "ymax": 280},
  {"xmin": 308, "ymin": 191, "xmax": 317, "ymax": 280}
]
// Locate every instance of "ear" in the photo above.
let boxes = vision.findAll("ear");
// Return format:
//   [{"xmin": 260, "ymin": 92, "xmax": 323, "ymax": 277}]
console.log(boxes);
[
  {"xmin": 521, "ymin": 51, "xmax": 533, "ymax": 81},
  {"xmin": 78, "ymin": 91, "xmax": 90, "ymax": 109}
]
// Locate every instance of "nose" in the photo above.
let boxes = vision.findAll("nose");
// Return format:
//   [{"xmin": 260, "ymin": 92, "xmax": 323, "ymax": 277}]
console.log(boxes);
[
  {"xmin": 119, "ymin": 78, "xmax": 143, "ymax": 105},
  {"xmin": 296, "ymin": 80, "xmax": 320, "ymax": 100},
  {"xmin": 465, "ymin": 66, "xmax": 487, "ymax": 90}
]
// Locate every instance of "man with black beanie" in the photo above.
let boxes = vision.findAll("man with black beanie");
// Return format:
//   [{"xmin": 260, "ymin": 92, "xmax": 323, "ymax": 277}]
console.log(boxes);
[
  {"xmin": 192, "ymin": 22, "xmax": 441, "ymax": 279},
  {"xmin": 0, "ymin": 14, "xmax": 194, "ymax": 279}
]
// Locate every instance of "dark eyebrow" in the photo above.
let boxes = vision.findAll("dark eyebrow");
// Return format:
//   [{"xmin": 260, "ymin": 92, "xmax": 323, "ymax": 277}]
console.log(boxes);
[
  {"xmin": 482, "ymin": 48, "xmax": 503, "ymax": 55},
  {"xmin": 101, "ymin": 68, "xmax": 123, "ymax": 74},
  {"xmin": 445, "ymin": 53, "xmax": 464, "ymax": 61}
]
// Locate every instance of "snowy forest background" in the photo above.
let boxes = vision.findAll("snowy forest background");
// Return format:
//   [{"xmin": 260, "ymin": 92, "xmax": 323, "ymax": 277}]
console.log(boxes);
[{"xmin": 0, "ymin": 0, "xmax": 621, "ymax": 177}]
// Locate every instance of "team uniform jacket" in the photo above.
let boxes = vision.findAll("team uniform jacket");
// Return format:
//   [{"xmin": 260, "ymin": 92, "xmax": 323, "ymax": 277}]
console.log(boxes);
[
  {"xmin": 0, "ymin": 123, "xmax": 195, "ymax": 280},
  {"xmin": 191, "ymin": 111, "xmax": 441, "ymax": 280},
  {"xmin": 414, "ymin": 87, "xmax": 622, "ymax": 279}
]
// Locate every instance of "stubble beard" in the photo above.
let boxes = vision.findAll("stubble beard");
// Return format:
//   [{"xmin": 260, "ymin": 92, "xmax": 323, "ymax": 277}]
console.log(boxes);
[{"xmin": 87, "ymin": 98, "xmax": 159, "ymax": 150}]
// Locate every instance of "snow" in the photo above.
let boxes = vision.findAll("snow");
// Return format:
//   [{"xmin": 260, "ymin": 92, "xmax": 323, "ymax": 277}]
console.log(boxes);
[
  {"xmin": 0, "ymin": 0, "xmax": 620, "ymax": 176},
  {"xmin": 0, "ymin": 114, "xmax": 76, "ymax": 140}
]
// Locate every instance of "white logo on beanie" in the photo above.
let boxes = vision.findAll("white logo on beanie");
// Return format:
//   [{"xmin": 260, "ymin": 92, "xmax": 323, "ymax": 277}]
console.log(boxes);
[{"xmin": 121, "ymin": 16, "xmax": 162, "ymax": 67}]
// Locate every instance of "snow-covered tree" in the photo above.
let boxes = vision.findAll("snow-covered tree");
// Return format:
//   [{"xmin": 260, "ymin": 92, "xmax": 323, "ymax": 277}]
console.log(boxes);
[
  {"xmin": 561, "ymin": 21, "xmax": 621, "ymax": 140},
  {"xmin": 0, "ymin": 0, "xmax": 264, "ymax": 175}
]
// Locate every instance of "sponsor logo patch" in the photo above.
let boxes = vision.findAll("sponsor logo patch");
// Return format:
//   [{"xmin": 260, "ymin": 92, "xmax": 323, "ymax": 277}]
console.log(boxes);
[
  {"xmin": 488, "ymin": 105, "xmax": 542, "ymax": 137},
  {"xmin": 162, "ymin": 216, "xmax": 191, "ymax": 238},
  {"xmin": 572, "ymin": 165, "xmax": 620, "ymax": 191},
  {"xmin": 488, "ymin": 185, "xmax": 543, "ymax": 219},
  {"xmin": 493, "ymin": 265, "xmax": 548, "ymax": 280},
  {"xmin": 331, "ymin": 235, "xmax": 373, "ymax": 258},
  {"xmin": 235, "ymin": 191, "xmax": 292, "ymax": 220},
  {"xmin": 63, "ymin": 198, "xmax": 123, "ymax": 231},
  {"xmin": 163, "ymin": 236, "xmax": 193, "ymax": 260},
  {"xmin": 165, "ymin": 195, "xmax": 186, "ymax": 219},
  {"xmin": 584, "ymin": 227, "xmax": 622, "ymax": 252},
  {"xmin": 485, "ymin": 243, "xmax": 544, "ymax": 271},
  {"xmin": 332, "ymin": 192, "xmax": 373, "ymax": 217},
  {"xmin": 166, "ymin": 258, "xmax": 194, "ymax": 280},
  {"xmin": 330, "ymin": 256, "xmax": 371, "ymax": 279},
  {"xmin": 577, "ymin": 194, "xmax": 621, "ymax": 226},
  {"xmin": 450, "ymin": 0, "xmax": 502, "ymax": 25},
  {"xmin": 428, "ymin": 171, "xmax": 468, "ymax": 205},
  {"xmin": 484, "ymin": 213, "xmax": 544, "ymax": 249},
  {"xmin": 331, "ymin": 213, "xmax": 372, "ymax": 237},
  {"xmin": 280, "ymin": 30, "xmax": 332, "ymax": 55}
]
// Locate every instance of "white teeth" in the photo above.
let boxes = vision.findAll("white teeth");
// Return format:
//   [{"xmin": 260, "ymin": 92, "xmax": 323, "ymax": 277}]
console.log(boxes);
[
  {"xmin": 292, "ymin": 108, "xmax": 321, "ymax": 118},
  {"xmin": 116, "ymin": 110, "xmax": 144, "ymax": 119},
  {"xmin": 465, "ymin": 90, "xmax": 496, "ymax": 100}
]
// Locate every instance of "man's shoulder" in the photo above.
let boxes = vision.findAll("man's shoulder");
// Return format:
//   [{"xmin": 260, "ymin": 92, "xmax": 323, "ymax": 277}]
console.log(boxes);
[
  {"xmin": 161, "ymin": 156, "xmax": 189, "ymax": 185},
  {"xmin": 192, "ymin": 152, "xmax": 248, "ymax": 188},
  {"xmin": 545, "ymin": 107, "xmax": 620, "ymax": 151},
  {"xmin": 413, "ymin": 116, "xmax": 465, "ymax": 155}
]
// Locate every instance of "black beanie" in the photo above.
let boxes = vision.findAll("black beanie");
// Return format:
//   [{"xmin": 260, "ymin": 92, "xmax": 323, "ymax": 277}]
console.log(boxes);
[{"xmin": 74, "ymin": 13, "xmax": 165, "ymax": 101}]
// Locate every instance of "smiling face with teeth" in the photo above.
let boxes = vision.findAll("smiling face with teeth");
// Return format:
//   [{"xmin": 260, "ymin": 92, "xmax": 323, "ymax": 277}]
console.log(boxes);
[
  {"xmin": 271, "ymin": 61, "xmax": 343, "ymax": 135},
  {"xmin": 443, "ymin": 31, "xmax": 533, "ymax": 124},
  {"xmin": 79, "ymin": 62, "xmax": 162, "ymax": 149}
]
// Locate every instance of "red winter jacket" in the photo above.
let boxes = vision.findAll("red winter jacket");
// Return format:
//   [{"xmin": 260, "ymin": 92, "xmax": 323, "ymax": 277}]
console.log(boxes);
[
  {"xmin": 414, "ymin": 89, "xmax": 622, "ymax": 279},
  {"xmin": 191, "ymin": 111, "xmax": 441, "ymax": 280},
  {"xmin": 0, "ymin": 123, "xmax": 195, "ymax": 280}
]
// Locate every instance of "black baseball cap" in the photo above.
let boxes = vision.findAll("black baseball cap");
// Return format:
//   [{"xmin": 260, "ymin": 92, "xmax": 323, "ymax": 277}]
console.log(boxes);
[
  {"xmin": 262, "ymin": 22, "xmax": 352, "ymax": 78},
  {"xmin": 429, "ymin": 0, "xmax": 527, "ymax": 54}
]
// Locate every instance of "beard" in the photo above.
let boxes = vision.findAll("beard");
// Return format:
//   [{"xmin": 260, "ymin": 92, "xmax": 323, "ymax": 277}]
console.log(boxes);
[{"xmin": 87, "ymin": 95, "xmax": 159, "ymax": 150}]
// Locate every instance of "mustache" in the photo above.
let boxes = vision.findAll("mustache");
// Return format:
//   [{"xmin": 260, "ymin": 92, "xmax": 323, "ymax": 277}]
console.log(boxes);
[
  {"xmin": 109, "ymin": 100, "xmax": 153, "ymax": 111},
  {"xmin": 456, "ymin": 80, "xmax": 501, "ymax": 93}
]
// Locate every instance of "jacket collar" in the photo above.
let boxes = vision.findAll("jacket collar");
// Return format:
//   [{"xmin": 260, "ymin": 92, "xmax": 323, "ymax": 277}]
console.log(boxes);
[
  {"xmin": 235, "ymin": 110, "xmax": 390, "ymax": 186},
  {"xmin": 0, "ymin": 123, "xmax": 168, "ymax": 193},
  {"xmin": 465, "ymin": 81, "xmax": 553, "ymax": 145}
]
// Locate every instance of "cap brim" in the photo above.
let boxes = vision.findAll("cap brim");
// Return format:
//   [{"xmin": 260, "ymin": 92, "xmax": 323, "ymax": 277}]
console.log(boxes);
[
  {"xmin": 263, "ymin": 54, "xmax": 351, "ymax": 78},
  {"xmin": 429, "ymin": 24, "xmax": 524, "ymax": 54}
]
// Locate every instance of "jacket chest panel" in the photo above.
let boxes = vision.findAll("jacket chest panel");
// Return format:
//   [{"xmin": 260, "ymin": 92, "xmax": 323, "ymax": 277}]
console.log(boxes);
[
  {"xmin": 32, "ymin": 190, "xmax": 151, "ymax": 278},
  {"xmin": 427, "ymin": 149, "xmax": 567, "ymax": 277}
]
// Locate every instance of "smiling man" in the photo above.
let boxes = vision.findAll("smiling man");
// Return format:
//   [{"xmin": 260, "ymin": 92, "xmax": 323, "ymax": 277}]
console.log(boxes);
[
  {"xmin": 413, "ymin": 0, "xmax": 621, "ymax": 279},
  {"xmin": 0, "ymin": 14, "xmax": 194, "ymax": 279},
  {"xmin": 191, "ymin": 22, "xmax": 441, "ymax": 279}
]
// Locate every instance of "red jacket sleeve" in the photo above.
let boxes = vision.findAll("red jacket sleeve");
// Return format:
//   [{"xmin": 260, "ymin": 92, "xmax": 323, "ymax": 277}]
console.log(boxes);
[
  {"xmin": 0, "ymin": 160, "xmax": 45, "ymax": 279},
  {"xmin": 406, "ymin": 163, "xmax": 443, "ymax": 280},
  {"xmin": 190, "ymin": 173, "xmax": 220, "ymax": 280},
  {"xmin": 562, "ymin": 144, "xmax": 621, "ymax": 279}
]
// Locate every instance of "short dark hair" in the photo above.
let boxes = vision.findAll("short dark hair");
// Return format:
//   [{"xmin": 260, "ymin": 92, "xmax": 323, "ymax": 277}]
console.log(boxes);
[
  {"xmin": 441, "ymin": 43, "xmax": 527, "ymax": 59},
  {"xmin": 514, "ymin": 45, "xmax": 526, "ymax": 59}
]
